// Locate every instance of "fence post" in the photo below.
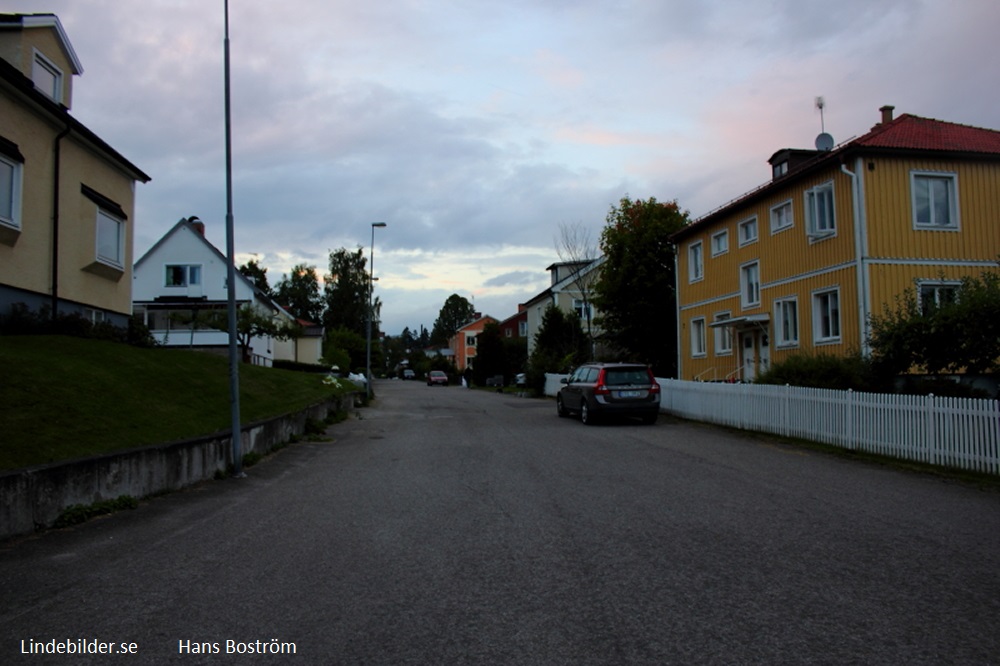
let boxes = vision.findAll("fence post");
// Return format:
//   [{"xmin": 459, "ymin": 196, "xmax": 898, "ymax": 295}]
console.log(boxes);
[
  {"xmin": 846, "ymin": 388, "xmax": 854, "ymax": 451},
  {"xmin": 925, "ymin": 393, "xmax": 936, "ymax": 466}
]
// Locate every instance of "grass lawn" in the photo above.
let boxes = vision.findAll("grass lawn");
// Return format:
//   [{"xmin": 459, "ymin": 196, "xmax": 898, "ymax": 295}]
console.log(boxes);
[{"xmin": 0, "ymin": 336, "xmax": 351, "ymax": 471}]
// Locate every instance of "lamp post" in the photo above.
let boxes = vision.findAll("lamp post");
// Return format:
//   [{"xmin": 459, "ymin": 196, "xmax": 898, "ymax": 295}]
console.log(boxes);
[{"xmin": 366, "ymin": 222, "xmax": 387, "ymax": 400}]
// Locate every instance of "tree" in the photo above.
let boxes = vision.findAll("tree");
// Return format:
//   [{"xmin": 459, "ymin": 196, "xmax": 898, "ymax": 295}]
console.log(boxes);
[
  {"xmin": 555, "ymin": 221, "xmax": 600, "ymax": 351},
  {"xmin": 472, "ymin": 322, "xmax": 506, "ymax": 385},
  {"xmin": 275, "ymin": 263, "xmax": 324, "ymax": 323},
  {"xmin": 430, "ymin": 294, "xmax": 476, "ymax": 346},
  {"xmin": 323, "ymin": 247, "xmax": 374, "ymax": 338},
  {"xmin": 324, "ymin": 325, "xmax": 370, "ymax": 374},
  {"xmin": 238, "ymin": 259, "xmax": 273, "ymax": 298},
  {"xmin": 203, "ymin": 304, "xmax": 298, "ymax": 363},
  {"xmin": 591, "ymin": 196, "xmax": 690, "ymax": 377},
  {"xmin": 868, "ymin": 267, "xmax": 1000, "ymax": 376},
  {"xmin": 526, "ymin": 304, "xmax": 589, "ymax": 393}
]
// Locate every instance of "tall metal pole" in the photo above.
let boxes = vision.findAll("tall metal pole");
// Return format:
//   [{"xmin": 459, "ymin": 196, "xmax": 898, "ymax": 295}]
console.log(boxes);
[
  {"xmin": 224, "ymin": 0, "xmax": 243, "ymax": 477},
  {"xmin": 366, "ymin": 222, "xmax": 386, "ymax": 400}
]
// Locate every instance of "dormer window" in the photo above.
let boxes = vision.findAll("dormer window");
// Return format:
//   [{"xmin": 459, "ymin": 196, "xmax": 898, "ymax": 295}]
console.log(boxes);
[
  {"xmin": 32, "ymin": 51, "xmax": 63, "ymax": 103},
  {"xmin": 772, "ymin": 162, "xmax": 788, "ymax": 179}
]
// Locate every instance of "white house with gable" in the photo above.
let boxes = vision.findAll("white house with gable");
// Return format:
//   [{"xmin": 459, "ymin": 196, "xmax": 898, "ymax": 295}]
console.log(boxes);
[{"xmin": 132, "ymin": 217, "xmax": 289, "ymax": 366}]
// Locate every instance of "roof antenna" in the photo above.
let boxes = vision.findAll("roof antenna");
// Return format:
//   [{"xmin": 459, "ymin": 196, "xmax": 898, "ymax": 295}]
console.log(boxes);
[{"xmin": 814, "ymin": 96, "xmax": 834, "ymax": 151}]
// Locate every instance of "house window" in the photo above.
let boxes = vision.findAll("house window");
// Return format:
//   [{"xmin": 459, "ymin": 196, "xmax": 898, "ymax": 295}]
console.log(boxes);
[
  {"xmin": 96, "ymin": 209, "xmax": 125, "ymax": 268},
  {"xmin": 770, "ymin": 200, "xmax": 793, "ymax": 233},
  {"xmin": 813, "ymin": 288, "xmax": 841, "ymax": 343},
  {"xmin": 0, "ymin": 153, "xmax": 23, "ymax": 230},
  {"xmin": 773, "ymin": 162, "xmax": 788, "ymax": 179},
  {"xmin": 918, "ymin": 281, "xmax": 960, "ymax": 312},
  {"xmin": 912, "ymin": 172, "xmax": 959, "ymax": 229},
  {"xmin": 573, "ymin": 299, "xmax": 592, "ymax": 321},
  {"xmin": 165, "ymin": 264, "xmax": 203, "ymax": 287},
  {"xmin": 774, "ymin": 298, "xmax": 799, "ymax": 347},
  {"xmin": 688, "ymin": 241, "xmax": 704, "ymax": 282},
  {"xmin": 518, "ymin": 320, "xmax": 528, "ymax": 337},
  {"xmin": 691, "ymin": 318, "xmax": 707, "ymax": 357},
  {"xmin": 713, "ymin": 312, "xmax": 732, "ymax": 355},
  {"xmin": 32, "ymin": 51, "xmax": 63, "ymax": 103},
  {"xmin": 738, "ymin": 217, "xmax": 758, "ymax": 246},
  {"xmin": 466, "ymin": 335, "xmax": 477, "ymax": 347},
  {"xmin": 82, "ymin": 308, "xmax": 106, "ymax": 324},
  {"xmin": 711, "ymin": 230, "xmax": 729, "ymax": 256},
  {"xmin": 740, "ymin": 261, "xmax": 760, "ymax": 308},
  {"xmin": 805, "ymin": 182, "xmax": 836, "ymax": 238}
]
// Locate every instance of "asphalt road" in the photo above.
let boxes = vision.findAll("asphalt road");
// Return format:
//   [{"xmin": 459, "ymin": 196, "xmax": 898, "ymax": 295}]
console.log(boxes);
[{"xmin": 2, "ymin": 379, "xmax": 999, "ymax": 665}]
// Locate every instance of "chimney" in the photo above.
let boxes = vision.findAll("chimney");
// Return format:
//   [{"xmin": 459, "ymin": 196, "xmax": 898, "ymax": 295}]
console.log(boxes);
[
  {"xmin": 879, "ymin": 105, "xmax": 895, "ymax": 125},
  {"xmin": 185, "ymin": 215, "xmax": 205, "ymax": 235}
]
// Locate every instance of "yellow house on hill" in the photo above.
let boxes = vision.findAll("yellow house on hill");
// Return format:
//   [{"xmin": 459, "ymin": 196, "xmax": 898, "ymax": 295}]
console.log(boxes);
[
  {"xmin": 0, "ymin": 14, "xmax": 149, "ymax": 327},
  {"xmin": 671, "ymin": 106, "xmax": 1000, "ymax": 382}
]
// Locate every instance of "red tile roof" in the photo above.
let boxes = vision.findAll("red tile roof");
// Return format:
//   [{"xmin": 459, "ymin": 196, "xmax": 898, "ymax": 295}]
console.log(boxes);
[{"xmin": 857, "ymin": 114, "xmax": 1000, "ymax": 154}]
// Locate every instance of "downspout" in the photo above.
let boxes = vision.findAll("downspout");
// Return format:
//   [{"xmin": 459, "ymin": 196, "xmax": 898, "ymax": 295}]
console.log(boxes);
[
  {"xmin": 673, "ymin": 250, "xmax": 682, "ymax": 381},
  {"xmin": 51, "ymin": 125, "xmax": 71, "ymax": 318},
  {"xmin": 841, "ymin": 157, "xmax": 870, "ymax": 356}
]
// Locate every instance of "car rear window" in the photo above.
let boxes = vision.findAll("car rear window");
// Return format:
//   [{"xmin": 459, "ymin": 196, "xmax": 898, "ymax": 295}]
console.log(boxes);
[{"xmin": 603, "ymin": 368, "xmax": 650, "ymax": 385}]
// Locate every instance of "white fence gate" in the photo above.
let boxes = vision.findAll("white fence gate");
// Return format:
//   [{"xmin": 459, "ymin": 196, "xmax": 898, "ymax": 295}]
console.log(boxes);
[{"xmin": 545, "ymin": 374, "xmax": 1000, "ymax": 475}]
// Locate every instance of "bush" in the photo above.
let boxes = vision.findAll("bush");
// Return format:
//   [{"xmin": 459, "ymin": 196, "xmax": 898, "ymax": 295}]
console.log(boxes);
[{"xmin": 756, "ymin": 353, "xmax": 887, "ymax": 392}]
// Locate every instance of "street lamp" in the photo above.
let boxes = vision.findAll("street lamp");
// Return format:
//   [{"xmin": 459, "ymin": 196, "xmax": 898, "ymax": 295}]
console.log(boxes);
[{"xmin": 366, "ymin": 222, "xmax": 387, "ymax": 400}]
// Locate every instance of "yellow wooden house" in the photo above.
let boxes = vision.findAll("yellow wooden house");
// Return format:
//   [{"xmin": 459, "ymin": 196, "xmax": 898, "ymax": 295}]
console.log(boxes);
[
  {"xmin": 0, "ymin": 14, "xmax": 149, "ymax": 327},
  {"xmin": 671, "ymin": 106, "xmax": 1000, "ymax": 381}
]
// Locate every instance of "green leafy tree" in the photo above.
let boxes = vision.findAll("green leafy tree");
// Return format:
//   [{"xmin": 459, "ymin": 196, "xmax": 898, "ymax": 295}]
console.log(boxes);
[
  {"xmin": 238, "ymin": 259, "xmax": 273, "ymax": 298},
  {"xmin": 202, "ymin": 304, "xmax": 298, "ymax": 363},
  {"xmin": 526, "ymin": 305, "xmax": 589, "ymax": 393},
  {"xmin": 324, "ymin": 325, "xmax": 371, "ymax": 374},
  {"xmin": 430, "ymin": 294, "xmax": 476, "ymax": 346},
  {"xmin": 592, "ymin": 196, "xmax": 689, "ymax": 377},
  {"xmin": 275, "ymin": 263, "xmax": 324, "ymax": 323},
  {"xmin": 868, "ymin": 268, "xmax": 1000, "ymax": 376},
  {"xmin": 324, "ymin": 247, "xmax": 376, "ymax": 338},
  {"xmin": 472, "ymin": 323, "xmax": 506, "ymax": 385}
]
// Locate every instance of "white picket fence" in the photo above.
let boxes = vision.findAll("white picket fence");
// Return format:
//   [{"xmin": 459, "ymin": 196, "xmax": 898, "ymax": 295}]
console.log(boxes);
[
  {"xmin": 545, "ymin": 374, "xmax": 1000, "ymax": 475},
  {"xmin": 661, "ymin": 380, "xmax": 1000, "ymax": 475}
]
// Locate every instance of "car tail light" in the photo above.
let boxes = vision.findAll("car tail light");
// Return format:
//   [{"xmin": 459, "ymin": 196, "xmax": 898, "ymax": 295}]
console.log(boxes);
[
  {"xmin": 647, "ymin": 369, "xmax": 660, "ymax": 394},
  {"xmin": 594, "ymin": 369, "xmax": 610, "ymax": 396}
]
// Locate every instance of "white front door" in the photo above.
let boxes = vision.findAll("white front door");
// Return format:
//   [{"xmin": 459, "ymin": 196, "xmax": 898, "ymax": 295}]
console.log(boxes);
[{"xmin": 741, "ymin": 332, "xmax": 756, "ymax": 380}]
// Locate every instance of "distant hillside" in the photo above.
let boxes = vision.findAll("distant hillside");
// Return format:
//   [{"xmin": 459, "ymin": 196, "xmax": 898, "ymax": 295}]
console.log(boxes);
[{"xmin": 0, "ymin": 336, "xmax": 345, "ymax": 471}]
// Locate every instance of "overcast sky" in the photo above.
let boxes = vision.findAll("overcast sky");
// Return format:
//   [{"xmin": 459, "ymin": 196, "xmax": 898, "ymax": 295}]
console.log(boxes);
[{"xmin": 10, "ymin": 1, "xmax": 998, "ymax": 334}]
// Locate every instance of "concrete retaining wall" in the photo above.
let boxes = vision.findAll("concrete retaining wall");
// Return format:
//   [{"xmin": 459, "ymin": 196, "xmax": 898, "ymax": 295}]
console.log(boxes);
[{"xmin": 0, "ymin": 394, "xmax": 356, "ymax": 540}]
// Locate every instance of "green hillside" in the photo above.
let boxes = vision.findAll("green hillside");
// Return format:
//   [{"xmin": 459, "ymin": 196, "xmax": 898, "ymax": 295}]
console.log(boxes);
[{"xmin": 0, "ymin": 336, "xmax": 348, "ymax": 471}]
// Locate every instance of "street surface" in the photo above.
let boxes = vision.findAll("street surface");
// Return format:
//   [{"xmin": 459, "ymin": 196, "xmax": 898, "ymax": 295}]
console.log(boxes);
[{"xmin": 2, "ymin": 379, "xmax": 999, "ymax": 665}]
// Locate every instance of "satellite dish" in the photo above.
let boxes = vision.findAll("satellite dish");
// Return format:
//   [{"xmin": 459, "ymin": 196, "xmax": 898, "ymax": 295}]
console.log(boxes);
[{"xmin": 815, "ymin": 132, "xmax": 834, "ymax": 151}]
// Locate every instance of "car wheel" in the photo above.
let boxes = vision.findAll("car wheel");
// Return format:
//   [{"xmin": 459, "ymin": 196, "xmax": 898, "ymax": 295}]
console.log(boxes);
[
  {"xmin": 581, "ymin": 402, "xmax": 595, "ymax": 425},
  {"xmin": 556, "ymin": 395, "xmax": 568, "ymax": 417}
]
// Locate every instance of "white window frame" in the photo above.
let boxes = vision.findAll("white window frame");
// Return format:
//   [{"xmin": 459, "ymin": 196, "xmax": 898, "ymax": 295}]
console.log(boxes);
[
  {"xmin": 917, "ymin": 280, "xmax": 961, "ymax": 312},
  {"xmin": 812, "ymin": 288, "xmax": 841, "ymax": 344},
  {"xmin": 96, "ymin": 208, "xmax": 125, "ymax": 269},
  {"xmin": 911, "ymin": 171, "xmax": 959, "ymax": 230},
  {"xmin": 691, "ymin": 317, "xmax": 707, "ymax": 358},
  {"xmin": 688, "ymin": 241, "xmax": 704, "ymax": 282},
  {"xmin": 805, "ymin": 181, "xmax": 836, "ymax": 239},
  {"xmin": 466, "ymin": 334, "xmax": 477, "ymax": 347},
  {"xmin": 738, "ymin": 216, "xmax": 758, "ymax": 246},
  {"xmin": 165, "ymin": 264, "xmax": 203, "ymax": 287},
  {"xmin": 32, "ymin": 50, "xmax": 63, "ymax": 103},
  {"xmin": 774, "ymin": 297, "xmax": 799, "ymax": 347},
  {"xmin": 740, "ymin": 261, "xmax": 760, "ymax": 308},
  {"xmin": 572, "ymin": 298, "xmax": 592, "ymax": 322},
  {"xmin": 713, "ymin": 312, "xmax": 733, "ymax": 356},
  {"xmin": 710, "ymin": 230, "xmax": 729, "ymax": 257},
  {"xmin": 770, "ymin": 199, "xmax": 793, "ymax": 234},
  {"xmin": 0, "ymin": 153, "xmax": 23, "ymax": 230}
]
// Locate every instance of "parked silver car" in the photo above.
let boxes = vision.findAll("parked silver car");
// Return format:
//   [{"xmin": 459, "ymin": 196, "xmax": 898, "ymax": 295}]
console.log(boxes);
[{"xmin": 557, "ymin": 363, "xmax": 660, "ymax": 425}]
